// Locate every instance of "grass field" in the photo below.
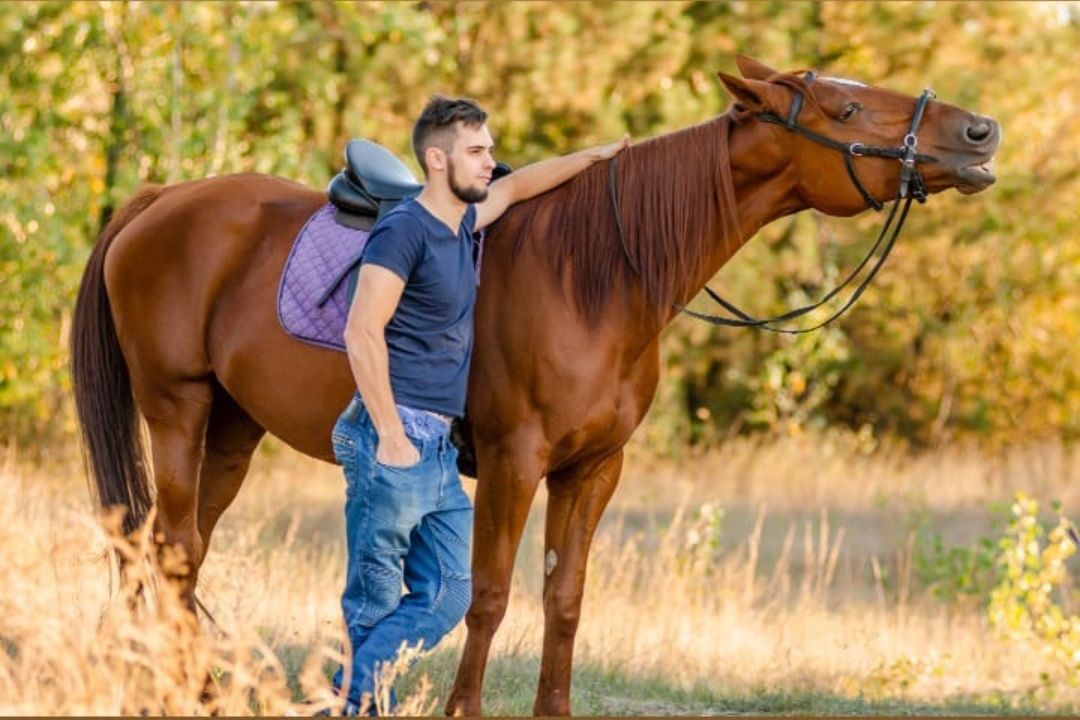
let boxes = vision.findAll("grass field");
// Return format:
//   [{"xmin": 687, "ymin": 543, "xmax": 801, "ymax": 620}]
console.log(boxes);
[{"xmin": 2, "ymin": 432, "xmax": 1079, "ymax": 715}]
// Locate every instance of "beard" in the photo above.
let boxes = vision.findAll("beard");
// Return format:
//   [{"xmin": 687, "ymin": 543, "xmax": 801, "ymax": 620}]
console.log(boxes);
[{"xmin": 447, "ymin": 156, "xmax": 489, "ymax": 204}]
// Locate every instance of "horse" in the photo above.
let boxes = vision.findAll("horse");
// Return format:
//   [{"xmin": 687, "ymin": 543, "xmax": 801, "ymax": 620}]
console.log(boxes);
[{"xmin": 71, "ymin": 55, "xmax": 999, "ymax": 715}]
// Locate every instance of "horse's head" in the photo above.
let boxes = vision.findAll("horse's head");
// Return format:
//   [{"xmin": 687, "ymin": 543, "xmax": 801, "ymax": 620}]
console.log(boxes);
[{"xmin": 720, "ymin": 55, "xmax": 1000, "ymax": 217}]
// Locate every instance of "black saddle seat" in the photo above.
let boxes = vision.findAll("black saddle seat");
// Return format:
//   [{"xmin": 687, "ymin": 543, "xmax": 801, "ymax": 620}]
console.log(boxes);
[
  {"xmin": 327, "ymin": 139, "xmax": 422, "ymax": 226},
  {"xmin": 345, "ymin": 139, "xmax": 424, "ymax": 200}
]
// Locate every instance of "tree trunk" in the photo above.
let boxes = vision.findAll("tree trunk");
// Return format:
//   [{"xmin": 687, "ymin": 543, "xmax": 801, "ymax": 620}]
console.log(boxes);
[{"xmin": 98, "ymin": 3, "xmax": 130, "ymax": 235}]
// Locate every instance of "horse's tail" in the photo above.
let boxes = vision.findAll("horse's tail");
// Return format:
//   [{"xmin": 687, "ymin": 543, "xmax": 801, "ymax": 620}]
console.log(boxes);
[{"xmin": 71, "ymin": 185, "xmax": 165, "ymax": 536}]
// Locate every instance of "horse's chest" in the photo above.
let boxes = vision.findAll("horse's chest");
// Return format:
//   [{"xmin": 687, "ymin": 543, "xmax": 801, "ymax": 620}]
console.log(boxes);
[{"xmin": 547, "ymin": 370, "xmax": 655, "ymax": 465}]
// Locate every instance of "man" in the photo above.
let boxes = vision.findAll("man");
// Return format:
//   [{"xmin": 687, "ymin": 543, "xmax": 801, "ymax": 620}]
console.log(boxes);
[{"xmin": 331, "ymin": 96, "xmax": 628, "ymax": 713}]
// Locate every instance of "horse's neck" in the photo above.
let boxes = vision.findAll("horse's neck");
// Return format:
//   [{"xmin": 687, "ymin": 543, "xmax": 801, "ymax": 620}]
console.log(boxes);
[{"xmin": 623, "ymin": 115, "xmax": 802, "ymax": 339}]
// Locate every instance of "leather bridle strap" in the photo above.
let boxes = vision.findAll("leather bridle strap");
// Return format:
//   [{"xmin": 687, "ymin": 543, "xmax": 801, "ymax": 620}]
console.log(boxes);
[
  {"xmin": 609, "ymin": 148, "xmax": 913, "ymax": 333},
  {"xmin": 608, "ymin": 79, "xmax": 937, "ymax": 333},
  {"xmin": 609, "ymin": 157, "xmax": 642, "ymax": 277},
  {"xmin": 673, "ymin": 191, "xmax": 913, "ymax": 334},
  {"xmin": 756, "ymin": 75, "xmax": 937, "ymax": 209}
]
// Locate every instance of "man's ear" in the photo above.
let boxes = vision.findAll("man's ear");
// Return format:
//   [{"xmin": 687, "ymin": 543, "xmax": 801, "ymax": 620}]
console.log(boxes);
[
  {"xmin": 425, "ymin": 146, "xmax": 447, "ymax": 173},
  {"xmin": 734, "ymin": 54, "xmax": 779, "ymax": 80},
  {"xmin": 717, "ymin": 72, "xmax": 785, "ymax": 114}
]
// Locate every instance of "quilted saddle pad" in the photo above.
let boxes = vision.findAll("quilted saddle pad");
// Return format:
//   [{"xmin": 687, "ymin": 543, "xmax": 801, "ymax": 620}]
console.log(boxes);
[{"xmin": 277, "ymin": 203, "xmax": 369, "ymax": 352}]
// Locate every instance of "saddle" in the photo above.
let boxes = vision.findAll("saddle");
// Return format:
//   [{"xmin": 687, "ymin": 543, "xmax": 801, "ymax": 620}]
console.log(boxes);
[
  {"xmin": 327, "ymin": 139, "xmax": 424, "ymax": 230},
  {"xmin": 327, "ymin": 138, "xmax": 513, "ymax": 230}
]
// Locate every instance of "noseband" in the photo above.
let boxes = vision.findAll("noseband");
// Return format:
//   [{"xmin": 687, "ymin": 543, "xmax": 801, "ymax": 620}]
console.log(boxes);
[
  {"xmin": 609, "ymin": 72, "xmax": 938, "ymax": 334},
  {"xmin": 757, "ymin": 72, "xmax": 936, "ymax": 211}
]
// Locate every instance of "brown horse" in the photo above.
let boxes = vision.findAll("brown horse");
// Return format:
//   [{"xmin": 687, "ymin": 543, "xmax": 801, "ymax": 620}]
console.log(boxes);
[{"xmin": 71, "ymin": 56, "xmax": 999, "ymax": 715}]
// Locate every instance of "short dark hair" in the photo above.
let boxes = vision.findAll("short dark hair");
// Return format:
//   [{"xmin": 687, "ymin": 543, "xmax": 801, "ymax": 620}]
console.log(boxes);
[{"xmin": 412, "ymin": 96, "xmax": 488, "ymax": 176}]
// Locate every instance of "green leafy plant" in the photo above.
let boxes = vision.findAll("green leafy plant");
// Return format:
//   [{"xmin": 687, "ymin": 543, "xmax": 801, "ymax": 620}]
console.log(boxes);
[
  {"xmin": 911, "ymin": 504, "xmax": 1005, "ymax": 606},
  {"xmin": 681, "ymin": 501, "xmax": 726, "ymax": 567},
  {"xmin": 988, "ymin": 492, "xmax": 1080, "ymax": 691}
]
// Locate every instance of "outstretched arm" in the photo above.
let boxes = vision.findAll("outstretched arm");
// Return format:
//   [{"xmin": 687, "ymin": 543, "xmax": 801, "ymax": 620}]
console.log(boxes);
[{"xmin": 474, "ymin": 135, "xmax": 630, "ymax": 230}]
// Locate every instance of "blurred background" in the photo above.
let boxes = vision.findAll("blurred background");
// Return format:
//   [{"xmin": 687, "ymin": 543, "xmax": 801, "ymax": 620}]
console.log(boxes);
[{"xmin": 2, "ymin": 1, "xmax": 1079, "ymax": 455}]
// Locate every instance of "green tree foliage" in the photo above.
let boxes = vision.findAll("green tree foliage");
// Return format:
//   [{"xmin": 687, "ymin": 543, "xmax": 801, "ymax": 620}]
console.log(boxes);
[{"xmin": 1, "ymin": 1, "xmax": 1077, "ymax": 449}]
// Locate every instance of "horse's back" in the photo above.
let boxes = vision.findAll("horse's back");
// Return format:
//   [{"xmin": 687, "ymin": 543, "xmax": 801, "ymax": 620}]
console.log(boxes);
[{"xmin": 104, "ymin": 173, "xmax": 322, "ymax": 291}]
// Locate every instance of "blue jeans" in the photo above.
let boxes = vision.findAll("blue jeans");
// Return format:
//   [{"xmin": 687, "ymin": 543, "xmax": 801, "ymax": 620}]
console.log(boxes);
[{"xmin": 331, "ymin": 394, "xmax": 473, "ymax": 712}]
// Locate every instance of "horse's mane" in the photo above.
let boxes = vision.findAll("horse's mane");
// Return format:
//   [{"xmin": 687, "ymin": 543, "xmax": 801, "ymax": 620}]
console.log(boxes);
[{"xmin": 506, "ymin": 113, "xmax": 741, "ymax": 325}]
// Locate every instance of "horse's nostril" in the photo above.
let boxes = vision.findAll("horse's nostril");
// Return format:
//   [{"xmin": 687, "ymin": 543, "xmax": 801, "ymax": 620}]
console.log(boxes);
[{"xmin": 966, "ymin": 122, "xmax": 992, "ymax": 143}]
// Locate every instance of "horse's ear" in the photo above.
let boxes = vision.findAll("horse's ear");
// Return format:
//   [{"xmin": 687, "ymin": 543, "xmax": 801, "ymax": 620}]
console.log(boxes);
[
  {"xmin": 734, "ymin": 54, "xmax": 778, "ymax": 80},
  {"xmin": 718, "ymin": 72, "xmax": 783, "ymax": 115}
]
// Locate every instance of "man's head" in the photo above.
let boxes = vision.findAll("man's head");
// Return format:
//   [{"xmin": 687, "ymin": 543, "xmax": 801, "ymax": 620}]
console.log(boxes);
[{"xmin": 412, "ymin": 96, "xmax": 495, "ymax": 203}]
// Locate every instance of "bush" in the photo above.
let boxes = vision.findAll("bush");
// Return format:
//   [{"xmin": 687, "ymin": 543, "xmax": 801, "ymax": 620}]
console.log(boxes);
[{"xmin": 988, "ymin": 492, "xmax": 1080, "ymax": 692}]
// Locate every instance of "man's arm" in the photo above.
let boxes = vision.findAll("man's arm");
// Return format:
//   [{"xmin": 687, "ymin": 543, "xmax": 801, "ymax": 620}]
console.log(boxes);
[
  {"xmin": 343, "ymin": 264, "xmax": 419, "ymax": 468},
  {"xmin": 474, "ymin": 135, "xmax": 630, "ymax": 230}
]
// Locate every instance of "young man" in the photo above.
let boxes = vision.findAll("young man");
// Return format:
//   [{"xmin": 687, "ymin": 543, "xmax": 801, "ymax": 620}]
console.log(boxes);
[{"xmin": 331, "ymin": 96, "xmax": 628, "ymax": 713}]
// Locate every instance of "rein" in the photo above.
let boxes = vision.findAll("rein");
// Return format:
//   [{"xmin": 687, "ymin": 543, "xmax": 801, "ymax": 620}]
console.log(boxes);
[{"xmin": 608, "ymin": 73, "xmax": 937, "ymax": 334}]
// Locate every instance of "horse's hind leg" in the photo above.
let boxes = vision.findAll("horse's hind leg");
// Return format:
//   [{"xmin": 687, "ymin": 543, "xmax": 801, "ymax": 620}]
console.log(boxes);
[
  {"xmin": 533, "ymin": 450, "xmax": 623, "ymax": 716},
  {"xmin": 196, "ymin": 384, "xmax": 265, "ymax": 556},
  {"xmin": 139, "ymin": 379, "xmax": 214, "ymax": 608}
]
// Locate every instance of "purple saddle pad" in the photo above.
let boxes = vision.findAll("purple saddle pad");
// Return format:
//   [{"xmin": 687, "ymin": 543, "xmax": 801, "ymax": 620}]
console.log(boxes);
[
  {"xmin": 277, "ymin": 203, "xmax": 486, "ymax": 353},
  {"xmin": 277, "ymin": 204, "xmax": 368, "ymax": 352}
]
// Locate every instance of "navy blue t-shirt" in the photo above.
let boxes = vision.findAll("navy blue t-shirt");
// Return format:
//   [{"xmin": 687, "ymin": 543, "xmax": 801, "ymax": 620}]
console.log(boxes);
[{"xmin": 359, "ymin": 199, "xmax": 477, "ymax": 418}]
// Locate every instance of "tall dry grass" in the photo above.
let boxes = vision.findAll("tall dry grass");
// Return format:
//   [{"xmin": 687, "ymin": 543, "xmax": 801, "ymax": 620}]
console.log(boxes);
[
  {"xmin": 0, "ymin": 446, "xmax": 429, "ymax": 716},
  {"xmin": 2, "ymin": 433, "xmax": 1079, "ymax": 714}
]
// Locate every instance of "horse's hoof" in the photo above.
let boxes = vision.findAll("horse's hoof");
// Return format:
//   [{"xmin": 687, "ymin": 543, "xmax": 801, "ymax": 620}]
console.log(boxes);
[{"xmin": 444, "ymin": 695, "xmax": 481, "ymax": 717}]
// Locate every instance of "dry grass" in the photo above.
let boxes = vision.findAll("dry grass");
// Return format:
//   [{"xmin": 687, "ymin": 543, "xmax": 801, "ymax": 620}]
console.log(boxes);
[{"xmin": 2, "ymin": 433, "xmax": 1079, "ymax": 714}]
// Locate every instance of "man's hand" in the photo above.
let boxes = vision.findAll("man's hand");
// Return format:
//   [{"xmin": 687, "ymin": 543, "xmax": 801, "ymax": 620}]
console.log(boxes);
[
  {"xmin": 586, "ymin": 134, "xmax": 631, "ymax": 161},
  {"xmin": 376, "ymin": 432, "xmax": 420, "ymax": 468}
]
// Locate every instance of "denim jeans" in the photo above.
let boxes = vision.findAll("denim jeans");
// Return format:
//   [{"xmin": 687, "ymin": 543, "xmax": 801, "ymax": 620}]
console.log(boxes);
[{"xmin": 331, "ymin": 394, "xmax": 473, "ymax": 712}]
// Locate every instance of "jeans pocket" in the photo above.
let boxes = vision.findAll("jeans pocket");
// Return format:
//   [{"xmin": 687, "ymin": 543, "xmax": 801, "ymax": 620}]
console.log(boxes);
[
  {"xmin": 334, "ymin": 417, "xmax": 373, "ymax": 498},
  {"xmin": 373, "ymin": 436, "xmax": 424, "ymax": 473},
  {"xmin": 332, "ymin": 430, "xmax": 357, "ymax": 466},
  {"xmin": 374, "ymin": 457, "xmax": 422, "ymax": 472},
  {"xmin": 330, "ymin": 418, "xmax": 360, "ymax": 459}
]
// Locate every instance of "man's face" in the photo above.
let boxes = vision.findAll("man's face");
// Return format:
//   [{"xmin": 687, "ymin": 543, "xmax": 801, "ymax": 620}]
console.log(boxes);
[{"xmin": 443, "ymin": 122, "xmax": 495, "ymax": 204}]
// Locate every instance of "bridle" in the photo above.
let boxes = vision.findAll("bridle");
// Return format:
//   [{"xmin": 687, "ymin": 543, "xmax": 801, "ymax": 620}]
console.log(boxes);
[
  {"xmin": 757, "ymin": 72, "xmax": 937, "ymax": 211},
  {"xmin": 608, "ymin": 71, "xmax": 938, "ymax": 334}
]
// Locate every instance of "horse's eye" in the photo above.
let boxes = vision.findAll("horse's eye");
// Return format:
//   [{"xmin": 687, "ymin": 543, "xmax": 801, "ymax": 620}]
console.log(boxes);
[{"xmin": 840, "ymin": 102, "xmax": 862, "ymax": 121}]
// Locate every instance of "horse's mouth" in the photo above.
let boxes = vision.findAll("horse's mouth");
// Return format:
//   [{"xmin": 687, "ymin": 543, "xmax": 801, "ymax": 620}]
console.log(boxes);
[{"xmin": 955, "ymin": 158, "xmax": 996, "ymax": 194}]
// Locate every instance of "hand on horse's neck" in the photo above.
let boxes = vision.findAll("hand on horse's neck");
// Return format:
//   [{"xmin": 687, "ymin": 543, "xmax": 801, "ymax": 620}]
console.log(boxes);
[{"xmin": 416, "ymin": 185, "xmax": 469, "ymax": 235}]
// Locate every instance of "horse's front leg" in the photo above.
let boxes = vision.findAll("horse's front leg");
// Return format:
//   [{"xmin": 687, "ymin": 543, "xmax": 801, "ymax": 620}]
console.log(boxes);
[
  {"xmin": 534, "ymin": 450, "xmax": 623, "ymax": 716},
  {"xmin": 446, "ymin": 434, "xmax": 545, "ymax": 716}
]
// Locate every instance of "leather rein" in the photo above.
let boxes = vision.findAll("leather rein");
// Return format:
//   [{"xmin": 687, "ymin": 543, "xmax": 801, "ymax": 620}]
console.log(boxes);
[{"xmin": 608, "ymin": 72, "xmax": 938, "ymax": 334}]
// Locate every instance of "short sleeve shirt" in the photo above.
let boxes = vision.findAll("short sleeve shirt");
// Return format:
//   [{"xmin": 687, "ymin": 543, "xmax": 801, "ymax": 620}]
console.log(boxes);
[{"xmin": 358, "ymin": 199, "xmax": 478, "ymax": 418}]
